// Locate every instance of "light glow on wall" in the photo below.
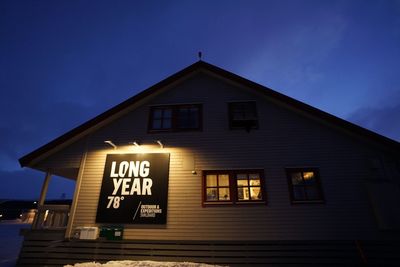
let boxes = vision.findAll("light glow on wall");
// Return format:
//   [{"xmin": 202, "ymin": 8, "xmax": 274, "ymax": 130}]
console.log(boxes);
[{"xmin": 95, "ymin": 142, "xmax": 193, "ymax": 157}]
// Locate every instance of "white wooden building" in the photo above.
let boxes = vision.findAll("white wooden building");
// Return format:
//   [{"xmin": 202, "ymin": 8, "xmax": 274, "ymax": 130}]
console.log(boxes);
[{"xmin": 18, "ymin": 61, "xmax": 400, "ymax": 266}]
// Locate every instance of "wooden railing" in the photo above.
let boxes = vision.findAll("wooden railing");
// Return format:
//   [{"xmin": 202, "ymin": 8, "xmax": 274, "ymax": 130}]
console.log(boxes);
[{"xmin": 31, "ymin": 204, "xmax": 70, "ymax": 230}]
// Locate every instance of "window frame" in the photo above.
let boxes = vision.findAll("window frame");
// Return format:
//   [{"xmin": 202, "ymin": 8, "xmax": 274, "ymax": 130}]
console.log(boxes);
[
  {"xmin": 148, "ymin": 104, "xmax": 202, "ymax": 132},
  {"xmin": 285, "ymin": 167, "xmax": 325, "ymax": 204},
  {"xmin": 202, "ymin": 169, "xmax": 266, "ymax": 206},
  {"xmin": 228, "ymin": 101, "xmax": 259, "ymax": 130}
]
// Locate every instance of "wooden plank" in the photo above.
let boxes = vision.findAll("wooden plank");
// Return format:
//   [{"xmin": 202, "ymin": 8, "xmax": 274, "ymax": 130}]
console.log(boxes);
[
  {"xmin": 21, "ymin": 240, "xmax": 65, "ymax": 247},
  {"xmin": 18, "ymin": 253, "xmax": 361, "ymax": 265},
  {"xmin": 17, "ymin": 239, "xmax": 399, "ymax": 267},
  {"xmin": 22, "ymin": 231, "xmax": 66, "ymax": 241},
  {"xmin": 21, "ymin": 251, "xmax": 359, "ymax": 263},
  {"xmin": 64, "ymin": 239, "xmax": 356, "ymax": 245},
  {"xmin": 21, "ymin": 240, "xmax": 359, "ymax": 253},
  {"xmin": 19, "ymin": 245, "xmax": 359, "ymax": 259},
  {"xmin": 18, "ymin": 258, "xmax": 95, "ymax": 266}
]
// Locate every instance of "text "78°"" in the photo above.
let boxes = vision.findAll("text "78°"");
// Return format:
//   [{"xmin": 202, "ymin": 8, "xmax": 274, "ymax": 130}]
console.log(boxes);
[{"xmin": 107, "ymin": 196, "xmax": 124, "ymax": 209}]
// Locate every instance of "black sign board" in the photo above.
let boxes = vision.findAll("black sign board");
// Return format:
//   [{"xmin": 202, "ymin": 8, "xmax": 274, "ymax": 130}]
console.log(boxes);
[{"xmin": 96, "ymin": 153, "xmax": 170, "ymax": 224}]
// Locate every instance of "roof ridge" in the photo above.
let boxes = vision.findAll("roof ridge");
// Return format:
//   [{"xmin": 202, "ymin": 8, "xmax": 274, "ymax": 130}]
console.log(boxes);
[{"xmin": 19, "ymin": 61, "xmax": 400, "ymax": 167}]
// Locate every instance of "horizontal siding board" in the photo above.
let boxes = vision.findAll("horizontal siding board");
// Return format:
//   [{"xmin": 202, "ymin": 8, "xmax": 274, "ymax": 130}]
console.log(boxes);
[
  {"xmin": 22, "ymin": 238, "xmax": 400, "ymax": 267},
  {"xmin": 18, "ymin": 228, "xmax": 400, "ymax": 267},
  {"xmin": 19, "ymin": 247, "xmax": 361, "ymax": 258}
]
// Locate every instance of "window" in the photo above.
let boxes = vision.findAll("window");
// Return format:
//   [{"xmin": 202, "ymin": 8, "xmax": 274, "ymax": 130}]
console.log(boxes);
[
  {"xmin": 151, "ymin": 107, "xmax": 172, "ymax": 130},
  {"xmin": 149, "ymin": 104, "xmax": 201, "ymax": 132},
  {"xmin": 236, "ymin": 173, "xmax": 263, "ymax": 201},
  {"xmin": 228, "ymin": 101, "xmax": 258, "ymax": 130},
  {"xmin": 286, "ymin": 168, "xmax": 324, "ymax": 203},
  {"xmin": 205, "ymin": 173, "xmax": 231, "ymax": 202},
  {"xmin": 178, "ymin": 105, "xmax": 200, "ymax": 129},
  {"xmin": 203, "ymin": 170, "xmax": 265, "ymax": 204}
]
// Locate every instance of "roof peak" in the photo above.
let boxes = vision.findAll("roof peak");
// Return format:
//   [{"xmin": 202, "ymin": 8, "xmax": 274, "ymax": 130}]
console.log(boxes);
[{"xmin": 19, "ymin": 61, "xmax": 400, "ymax": 168}]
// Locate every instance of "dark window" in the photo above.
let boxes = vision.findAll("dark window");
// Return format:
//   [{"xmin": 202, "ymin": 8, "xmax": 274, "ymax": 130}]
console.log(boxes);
[
  {"xmin": 178, "ymin": 106, "xmax": 200, "ymax": 129},
  {"xmin": 151, "ymin": 107, "xmax": 172, "ymax": 130},
  {"xmin": 286, "ymin": 168, "xmax": 324, "ymax": 203},
  {"xmin": 149, "ymin": 104, "xmax": 202, "ymax": 132},
  {"xmin": 203, "ymin": 170, "xmax": 265, "ymax": 204},
  {"xmin": 228, "ymin": 101, "xmax": 258, "ymax": 130}
]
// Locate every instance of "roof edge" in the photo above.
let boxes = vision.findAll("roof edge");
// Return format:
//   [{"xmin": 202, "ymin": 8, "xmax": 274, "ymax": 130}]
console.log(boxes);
[
  {"xmin": 19, "ymin": 61, "xmax": 206, "ymax": 167},
  {"xmin": 19, "ymin": 60, "xmax": 400, "ymax": 167}
]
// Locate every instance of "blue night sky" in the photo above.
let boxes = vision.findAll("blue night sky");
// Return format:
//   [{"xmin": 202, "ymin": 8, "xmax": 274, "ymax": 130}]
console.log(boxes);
[{"xmin": 1, "ymin": 0, "xmax": 400, "ymax": 200}]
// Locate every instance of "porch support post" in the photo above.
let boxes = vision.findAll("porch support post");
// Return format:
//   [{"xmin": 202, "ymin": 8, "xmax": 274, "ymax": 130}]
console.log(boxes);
[
  {"xmin": 32, "ymin": 171, "xmax": 52, "ymax": 229},
  {"xmin": 38, "ymin": 171, "xmax": 52, "ymax": 206}
]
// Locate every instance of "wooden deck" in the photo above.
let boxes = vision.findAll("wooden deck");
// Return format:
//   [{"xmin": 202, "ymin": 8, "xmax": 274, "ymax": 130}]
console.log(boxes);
[{"xmin": 17, "ymin": 230, "xmax": 400, "ymax": 266}]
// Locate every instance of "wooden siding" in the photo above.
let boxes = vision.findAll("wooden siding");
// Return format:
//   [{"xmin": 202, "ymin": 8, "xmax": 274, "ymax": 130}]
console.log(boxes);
[
  {"xmin": 17, "ymin": 230, "xmax": 400, "ymax": 267},
  {"xmin": 37, "ymin": 72, "xmax": 399, "ymax": 241}
]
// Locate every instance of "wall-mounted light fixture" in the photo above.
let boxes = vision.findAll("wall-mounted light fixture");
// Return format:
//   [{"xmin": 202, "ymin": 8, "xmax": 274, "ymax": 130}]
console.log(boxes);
[
  {"xmin": 128, "ymin": 140, "xmax": 164, "ymax": 149},
  {"xmin": 104, "ymin": 140, "xmax": 117, "ymax": 150},
  {"xmin": 156, "ymin": 140, "xmax": 164, "ymax": 149},
  {"xmin": 129, "ymin": 141, "xmax": 140, "ymax": 148}
]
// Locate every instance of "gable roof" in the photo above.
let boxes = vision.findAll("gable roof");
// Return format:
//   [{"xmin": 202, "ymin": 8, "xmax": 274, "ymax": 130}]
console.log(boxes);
[{"xmin": 19, "ymin": 61, "xmax": 400, "ymax": 167}]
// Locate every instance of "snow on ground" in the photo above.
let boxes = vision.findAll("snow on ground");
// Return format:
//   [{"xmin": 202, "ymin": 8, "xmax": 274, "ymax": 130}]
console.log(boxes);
[
  {"xmin": 0, "ymin": 222, "xmax": 31, "ymax": 267},
  {"xmin": 65, "ymin": 260, "xmax": 227, "ymax": 267}
]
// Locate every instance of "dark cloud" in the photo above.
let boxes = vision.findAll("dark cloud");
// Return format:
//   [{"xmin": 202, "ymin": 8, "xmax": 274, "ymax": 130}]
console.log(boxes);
[{"xmin": 347, "ymin": 102, "xmax": 400, "ymax": 142}]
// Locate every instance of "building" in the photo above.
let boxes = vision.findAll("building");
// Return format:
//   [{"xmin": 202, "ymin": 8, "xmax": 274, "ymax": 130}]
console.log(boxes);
[
  {"xmin": 18, "ymin": 61, "xmax": 400, "ymax": 266},
  {"xmin": 0, "ymin": 199, "xmax": 71, "ymax": 223}
]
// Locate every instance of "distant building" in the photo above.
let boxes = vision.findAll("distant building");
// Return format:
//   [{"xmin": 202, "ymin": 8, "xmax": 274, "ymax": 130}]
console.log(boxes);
[
  {"xmin": 18, "ymin": 61, "xmax": 400, "ymax": 266},
  {"xmin": 0, "ymin": 199, "xmax": 72, "ymax": 223},
  {"xmin": 0, "ymin": 200, "xmax": 37, "ymax": 221}
]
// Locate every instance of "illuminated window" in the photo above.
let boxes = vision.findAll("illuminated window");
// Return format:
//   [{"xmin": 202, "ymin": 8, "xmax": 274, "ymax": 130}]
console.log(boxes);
[
  {"xmin": 205, "ymin": 173, "xmax": 231, "ymax": 202},
  {"xmin": 286, "ymin": 168, "xmax": 324, "ymax": 203},
  {"xmin": 149, "ymin": 104, "xmax": 202, "ymax": 132},
  {"xmin": 236, "ymin": 173, "xmax": 263, "ymax": 201},
  {"xmin": 228, "ymin": 101, "xmax": 258, "ymax": 130},
  {"xmin": 203, "ymin": 170, "xmax": 265, "ymax": 204}
]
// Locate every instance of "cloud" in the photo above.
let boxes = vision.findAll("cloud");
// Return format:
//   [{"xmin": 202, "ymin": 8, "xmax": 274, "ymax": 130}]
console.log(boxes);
[
  {"xmin": 239, "ymin": 9, "xmax": 347, "ymax": 93},
  {"xmin": 347, "ymin": 102, "xmax": 400, "ymax": 142}
]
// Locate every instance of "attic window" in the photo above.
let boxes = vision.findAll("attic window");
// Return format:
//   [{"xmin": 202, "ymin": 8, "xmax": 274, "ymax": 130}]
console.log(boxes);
[
  {"xmin": 149, "ymin": 104, "xmax": 202, "ymax": 132},
  {"xmin": 228, "ymin": 101, "xmax": 258, "ymax": 131}
]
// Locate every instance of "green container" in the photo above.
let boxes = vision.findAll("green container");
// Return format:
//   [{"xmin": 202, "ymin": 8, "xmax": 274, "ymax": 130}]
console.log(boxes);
[{"xmin": 100, "ymin": 225, "xmax": 123, "ymax": 240}]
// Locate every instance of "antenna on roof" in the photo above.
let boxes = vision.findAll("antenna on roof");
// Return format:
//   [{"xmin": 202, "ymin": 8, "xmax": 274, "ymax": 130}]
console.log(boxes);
[{"xmin": 198, "ymin": 51, "xmax": 202, "ymax": 61}]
